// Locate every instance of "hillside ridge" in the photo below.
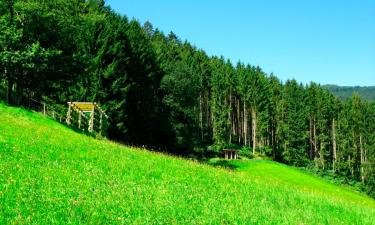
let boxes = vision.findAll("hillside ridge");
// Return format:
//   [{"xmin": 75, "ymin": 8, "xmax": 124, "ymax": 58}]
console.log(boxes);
[{"xmin": 323, "ymin": 84, "xmax": 375, "ymax": 101}]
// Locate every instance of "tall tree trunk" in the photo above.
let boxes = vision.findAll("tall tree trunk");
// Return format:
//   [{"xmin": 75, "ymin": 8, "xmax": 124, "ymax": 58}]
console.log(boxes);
[
  {"xmin": 349, "ymin": 155, "xmax": 354, "ymax": 178},
  {"xmin": 7, "ymin": 79, "xmax": 14, "ymax": 105},
  {"xmin": 360, "ymin": 134, "xmax": 364, "ymax": 183},
  {"xmin": 6, "ymin": 1, "xmax": 14, "ymax": 105},
  {"xmin": 15, "ymin": 82, "xmax": 23, "ymax": 106},
  {"xmin": 309, "ymin": 117, "xmax": 313, "ymax": 159},
  {"xmin": 232, "ymin": 96, "xmax": 236, "ymax": 138},
  {"xmin": 320, "ymin": 141, "xmax": 324, "ymax": 170},
  {"xmin": 206, "ymin": 91, "xmax": 211, "ymax": 137},
  {"xmin": 199, "ymin": 92, "xmax": 203, "ymax": 142},
  {"xmin": 332, "ymin": 118, "xmax": 337, "ymax": 171},
  {"xmin": 237, "ymin": 98, "xmax": 241, "ymax": 144},
  {"xmin": 244, "ymin": 101, "xmax": 247, "ymax": 146},
  {"xmin": 313, "ymin": 117, "xmax": 317, "ymax": 159},
  {"xmin": 211, "ymin": 98, "xmax": 215, "ymax": 135},
  {"xmin": 252, "ymin": 107, "xmax": 257, "ymax": 154},
  {"xmin": 228, "ymin": 89, "xmax": 232, "ymax": 143},
  {"xmin": 271, "ymin": 125, "xmax": 276, "ymax": 160}
]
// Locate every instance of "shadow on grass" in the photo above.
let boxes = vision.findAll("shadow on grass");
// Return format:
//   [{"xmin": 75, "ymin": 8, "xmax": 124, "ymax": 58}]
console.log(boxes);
[{"xmin": 207, "ymin": 159, "xmax": 240, "ymax": 170}]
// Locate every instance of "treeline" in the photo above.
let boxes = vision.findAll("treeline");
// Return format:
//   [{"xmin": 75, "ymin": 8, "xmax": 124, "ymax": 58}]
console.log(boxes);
[
  {"xmin": 0, "ymin": 0, "xmax": 374, "ymax": 196},
  {"xmin": 323, "ymin": 85, "xmax": 375, "ymax": 102}
]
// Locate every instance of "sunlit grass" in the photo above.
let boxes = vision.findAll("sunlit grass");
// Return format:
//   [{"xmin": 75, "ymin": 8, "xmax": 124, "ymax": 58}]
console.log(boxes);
[{"xmin": 0, "ymin": 103, "xmax": 374, "ymax": 224}]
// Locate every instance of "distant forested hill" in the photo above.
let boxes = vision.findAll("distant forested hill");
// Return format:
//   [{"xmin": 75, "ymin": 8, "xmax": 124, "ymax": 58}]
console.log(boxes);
[{"xmin": 323, "ymin": 85, "xmax": 375, "ymax": 102}]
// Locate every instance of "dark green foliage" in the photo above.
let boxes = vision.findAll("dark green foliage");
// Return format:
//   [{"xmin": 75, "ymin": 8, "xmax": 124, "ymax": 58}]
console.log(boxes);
[
  {"xmin": 0, "ymin": 0, "xmax": 374, "ymax": 196},
  {"xmin": 279, "ymin": 80, "xmax": 309, "ymax": 166}
]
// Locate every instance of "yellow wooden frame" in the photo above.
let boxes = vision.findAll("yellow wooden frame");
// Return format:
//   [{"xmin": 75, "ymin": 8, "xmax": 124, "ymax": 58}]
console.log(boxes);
[{"xmin": 66, "ymin": 102, "xmax": 108, "ymax": 134}]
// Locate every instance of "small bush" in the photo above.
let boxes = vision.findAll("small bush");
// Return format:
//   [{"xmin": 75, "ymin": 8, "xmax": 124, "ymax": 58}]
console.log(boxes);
[{"xmin": 239, "ymin": 146, "xmax": 254, "ymax": 158}]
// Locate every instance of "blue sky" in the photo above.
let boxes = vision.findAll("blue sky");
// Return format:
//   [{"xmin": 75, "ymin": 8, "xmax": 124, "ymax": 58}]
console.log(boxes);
[{"xmin": 106, "ymin": 0, "xmax": 375, "ymax": 86}]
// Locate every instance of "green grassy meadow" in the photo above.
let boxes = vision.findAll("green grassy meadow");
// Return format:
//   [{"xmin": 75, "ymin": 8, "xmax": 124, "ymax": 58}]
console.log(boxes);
[{"xmin": 0, "ymin": 103, "xmax": 374, "ymax": 224}]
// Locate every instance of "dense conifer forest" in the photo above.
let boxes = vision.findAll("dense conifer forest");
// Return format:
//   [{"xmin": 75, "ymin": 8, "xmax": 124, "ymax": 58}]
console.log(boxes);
[{"xmin": 0, "ymin": 0, "xmax": 374, "ymax": 196}]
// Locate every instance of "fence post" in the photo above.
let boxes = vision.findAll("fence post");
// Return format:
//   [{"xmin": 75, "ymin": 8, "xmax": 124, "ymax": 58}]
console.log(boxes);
[
  {"xmin": 89, "ymin": 110, "xmax": 94, "ymax": 132},
  {"xmin": 78, "ymin": 112, "xmax": 81, "ymax": 129},
  {"xmin": 66, "ymin": 102, "xmax": 72, "ymax": 125},
  {"xmin": 43, "ymin": 103, "xmax": 46, "ymax": 116}
]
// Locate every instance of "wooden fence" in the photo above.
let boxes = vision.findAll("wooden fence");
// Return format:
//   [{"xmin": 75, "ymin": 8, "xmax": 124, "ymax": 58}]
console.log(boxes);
[{"xmin": 26, "ymin": 98, "xmax": 108, "ymax": 137}]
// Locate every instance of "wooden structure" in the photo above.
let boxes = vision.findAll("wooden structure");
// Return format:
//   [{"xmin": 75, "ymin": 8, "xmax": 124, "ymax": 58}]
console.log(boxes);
[
  {"xmin": 223, "ymin": 149, "xmax": 239, "ymax": 160},
  {"xmin": 66, "ymin": 102, "xmax": 108, "ymax": 135}
]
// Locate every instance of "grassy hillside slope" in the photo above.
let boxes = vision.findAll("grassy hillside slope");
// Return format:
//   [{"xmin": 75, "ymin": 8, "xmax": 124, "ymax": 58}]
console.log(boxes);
[{"xmin": 0, "ymin": 104, "xmax": 374, "ymax": 224}]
